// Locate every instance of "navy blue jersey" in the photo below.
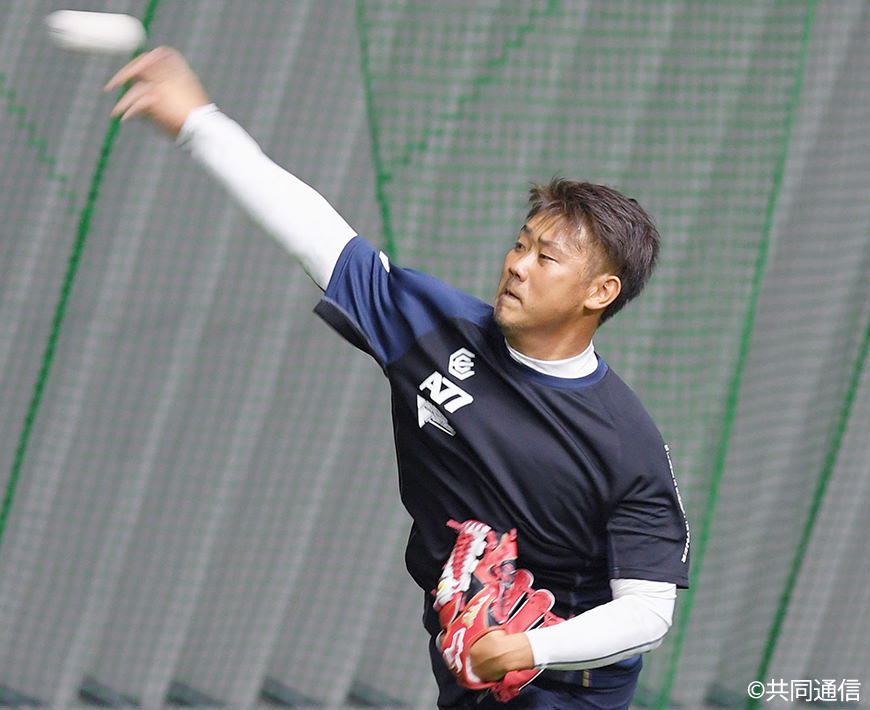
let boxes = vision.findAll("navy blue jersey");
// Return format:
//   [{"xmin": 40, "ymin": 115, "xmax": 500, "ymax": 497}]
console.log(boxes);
[{"xmin": 315, "ymin": 237, "xmax": 690, "ymax": 630}]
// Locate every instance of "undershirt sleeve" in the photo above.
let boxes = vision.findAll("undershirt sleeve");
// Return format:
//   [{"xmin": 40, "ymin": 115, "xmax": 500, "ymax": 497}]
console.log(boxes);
[
  {"xmin": 524, "ymin": 579, "xmax": 676, "ymax": 670},
  {"xmin": 176, "ymin": 104, "xmax": 356, "ymax": 290}
]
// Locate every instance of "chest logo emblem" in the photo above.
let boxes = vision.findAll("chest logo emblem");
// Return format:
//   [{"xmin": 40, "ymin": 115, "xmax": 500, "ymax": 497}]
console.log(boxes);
[{"xmin": 448, "ymin": 348, "xmax": 476, "ymax": 380}]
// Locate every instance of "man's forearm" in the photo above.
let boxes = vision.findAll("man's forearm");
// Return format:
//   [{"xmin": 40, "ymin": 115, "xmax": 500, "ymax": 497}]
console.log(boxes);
[
  {"xmin": 176, "ymin": 105, "xmax": 356, "ymax": 289},
  {"xmin": 524, "ymin": 579, "xmax": 676, "ymax": 670}
]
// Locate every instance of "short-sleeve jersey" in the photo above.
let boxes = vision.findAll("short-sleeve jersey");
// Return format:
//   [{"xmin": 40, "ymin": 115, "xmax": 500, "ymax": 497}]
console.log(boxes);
[{"xmin": 315, "ymin": 237, "xmax": 690, "ymax": 632}]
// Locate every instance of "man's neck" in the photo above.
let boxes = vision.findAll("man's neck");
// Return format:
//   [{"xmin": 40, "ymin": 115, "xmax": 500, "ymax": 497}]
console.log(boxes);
[
  {"xmin": 505, "ymin": 340, "xmax": 598, "ymax": 378},
  {"xmin": 502, "ymin": 325, "xmax": 596, "ymax": 362}
]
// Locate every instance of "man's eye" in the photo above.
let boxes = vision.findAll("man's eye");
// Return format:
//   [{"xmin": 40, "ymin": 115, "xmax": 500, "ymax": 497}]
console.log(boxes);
[{"xmin": 539, "ymin": 253, "xmax": 555, "ymax": 262}]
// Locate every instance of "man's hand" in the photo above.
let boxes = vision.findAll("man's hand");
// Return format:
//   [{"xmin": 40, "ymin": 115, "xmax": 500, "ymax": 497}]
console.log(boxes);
[
  {"xmin": 104, "ymin": 46, "xmax": 209, "ymax": 137},
  {"xmin": 467, "ymin": 630, "xmax": 535, "ymax": 682}
]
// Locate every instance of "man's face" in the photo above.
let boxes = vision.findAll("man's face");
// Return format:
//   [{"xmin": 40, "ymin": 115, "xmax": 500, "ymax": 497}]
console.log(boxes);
[{"xmin": 493, "ymin": 211, "xmax": 608, "ymax": 353}]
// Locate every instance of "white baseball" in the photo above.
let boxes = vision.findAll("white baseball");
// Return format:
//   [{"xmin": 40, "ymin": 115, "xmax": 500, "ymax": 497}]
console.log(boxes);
[{"xmin": 45, "ymin": 10, "xmax": 145, "ymax": 55}]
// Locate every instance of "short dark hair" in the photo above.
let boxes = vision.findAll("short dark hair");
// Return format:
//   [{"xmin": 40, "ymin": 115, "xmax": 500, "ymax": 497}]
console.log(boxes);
[{"xmin": 528, "ymin": 177, "xmax": 659, "ymax": 324}]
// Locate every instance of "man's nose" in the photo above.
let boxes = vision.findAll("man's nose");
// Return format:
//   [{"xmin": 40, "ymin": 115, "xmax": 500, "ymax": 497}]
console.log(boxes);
[{"xmin": 509, "ymin": 251, "xmax": 531, "ymax": 280}]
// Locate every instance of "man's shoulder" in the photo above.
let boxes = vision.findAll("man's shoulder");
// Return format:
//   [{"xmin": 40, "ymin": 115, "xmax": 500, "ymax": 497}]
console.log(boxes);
[
  {"xmin": 595, "ymin": 363, "xmax": 663, "ymax": 441},
  {"xmin": 320, "ymin": 236, "xmax": 494, "ymax": 366},
  {"xmin": 337, "ymin": 236, "xmax": 493, "ymax": 324}
]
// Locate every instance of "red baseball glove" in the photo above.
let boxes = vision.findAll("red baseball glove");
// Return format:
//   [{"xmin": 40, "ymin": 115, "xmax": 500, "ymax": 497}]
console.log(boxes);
[{"xmin": 433, "ymin": 519, "xmax": 563, "ymax": 702}]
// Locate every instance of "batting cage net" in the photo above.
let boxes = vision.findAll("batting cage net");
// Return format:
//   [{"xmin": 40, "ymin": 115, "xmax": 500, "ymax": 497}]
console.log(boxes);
[{"xmin": 1, "ymin": 1, "xmax": 868, "ymax": 708}]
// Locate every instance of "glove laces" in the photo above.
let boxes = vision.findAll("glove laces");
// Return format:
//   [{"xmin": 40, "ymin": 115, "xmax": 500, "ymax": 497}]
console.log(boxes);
[{"xmin": 435, "ymin": 520, "xmax": 490, "ymax": 607}]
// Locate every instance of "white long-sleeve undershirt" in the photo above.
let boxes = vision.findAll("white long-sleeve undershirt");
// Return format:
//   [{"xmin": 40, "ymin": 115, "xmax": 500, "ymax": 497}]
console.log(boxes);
[
  {"xmin": 526, "ymin": 578, "xmax": 675, "ymax": 670},
  {"xmin": 176, "ymin": 104, "xmax": 354, "ymax": 290},
  {"xmin": 174, "ymin": 105, "xmax": 678, "ymax": 672}
]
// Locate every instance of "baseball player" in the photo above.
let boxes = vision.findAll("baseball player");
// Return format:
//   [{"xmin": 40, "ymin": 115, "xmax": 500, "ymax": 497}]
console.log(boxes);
[{"xmin": 106, "ymin": 48, "xmax": 690, "ymax": 710}]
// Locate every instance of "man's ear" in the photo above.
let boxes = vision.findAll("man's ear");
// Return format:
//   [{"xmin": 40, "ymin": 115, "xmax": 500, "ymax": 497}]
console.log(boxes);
[{"xmin": 583, "ymin": 273, "xmax": 621, "ymax": 312}]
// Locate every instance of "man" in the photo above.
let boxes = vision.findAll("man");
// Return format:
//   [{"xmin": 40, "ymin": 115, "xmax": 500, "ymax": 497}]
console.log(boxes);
[{"xmin": 106, "ymin": 47, "xmax": 690, "ymax": 709}]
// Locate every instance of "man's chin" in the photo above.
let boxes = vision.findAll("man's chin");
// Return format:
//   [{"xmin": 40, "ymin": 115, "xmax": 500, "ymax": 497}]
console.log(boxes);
[
  {"xmin": 494, "ymin": 296, "xmax": 520, "ymax": 324},
  {"xmin": 493, "ymin": 309, "xmax": 519, "ymax": 334}
]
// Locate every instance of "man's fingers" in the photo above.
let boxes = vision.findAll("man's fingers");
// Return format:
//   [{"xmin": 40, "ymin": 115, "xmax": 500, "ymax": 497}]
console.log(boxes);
[
  {"xmin": 104, "ymin": 46, "xmax": 172, "ymax": 91},
  {"xmin": 104, "ymin": 51, "xmax": 154, "ymax": 91},
  {"xmin": 118, "ymin": 93, "xmax": 155, "ymax": 123},
  {"xmin": 110, "ymin": 80, "xmax": 150, "ymax": 118}
]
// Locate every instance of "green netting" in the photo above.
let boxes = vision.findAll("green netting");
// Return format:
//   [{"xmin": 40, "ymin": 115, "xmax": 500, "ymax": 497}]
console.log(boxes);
[{"xmin": 1, "ymin": 1, "xmax": 868, "ymax": 708}]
